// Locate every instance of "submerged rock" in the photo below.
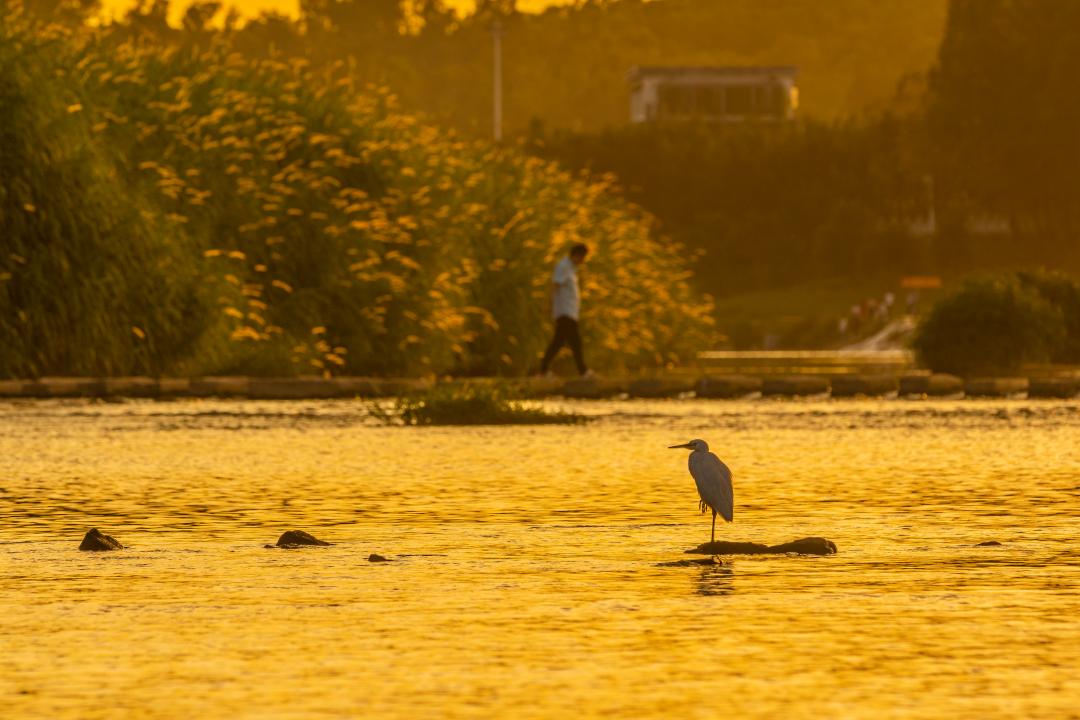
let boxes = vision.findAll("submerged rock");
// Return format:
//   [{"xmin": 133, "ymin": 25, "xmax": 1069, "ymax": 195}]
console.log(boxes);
[
  {"xmin": 79, "ymin": 528, "xmax": 124, "ymax": 551},
  {"xmin": 560, "ymin": 377, "xmax": 627, "ymax": 399},
  {"xmin": 1028, "ymin": 377, "xmax": 1080, "ymax": 399},
  {"xmin": 761, "ymin": 376, "xmax": 830, "ymax": 397},
  {"xmin": 275, "ymin": 530, "xmax": 332, "ymax": 547},
  {"xmin": 975, "ymin": 540, "xmax": 1002, "ymax": 547},
  {"xmin": 627, "ymin": 377, "xmax": 694, "ymax": 399},
  {"xmin": 899, "ymin": 373, "xmax": 963, "ymax": 397},
  {"xmin": 694, "ymin": 375, "xmax": 762, "ymax": 399},
  {"xmin": 830, "ymin": 375, "xmax": 899, "ymax": 398},
  {"xmin": 686, "ymin": 536, "xmax": 837, "ymax": 556},
  {"xmin": 964, "ymin": 377, "xmax": 1028, "ymax": 398},
  {"xmin": 656, "ymin": 557, "xmax": 722, "ymax": 567},
  {"xmin": 368, "ymin": 553, "xmax": 392, "ymax": 563}
]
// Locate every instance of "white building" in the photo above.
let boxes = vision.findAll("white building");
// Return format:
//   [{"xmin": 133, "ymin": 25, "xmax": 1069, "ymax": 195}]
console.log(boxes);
[{"xmin": 627, "ymin": 66, "xmax": 799, "ymax": 123}]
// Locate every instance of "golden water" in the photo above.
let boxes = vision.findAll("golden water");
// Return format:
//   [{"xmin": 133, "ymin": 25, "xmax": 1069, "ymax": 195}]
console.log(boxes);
[{"xmin": 2, "ymin": 398, "xmax": 1079, "ymax": 718}]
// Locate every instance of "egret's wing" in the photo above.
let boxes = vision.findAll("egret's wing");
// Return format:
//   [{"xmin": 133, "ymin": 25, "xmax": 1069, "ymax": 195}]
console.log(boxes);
[{"xmin": 689, "ymin": 452, "xmax": 734, "ymax": 522}]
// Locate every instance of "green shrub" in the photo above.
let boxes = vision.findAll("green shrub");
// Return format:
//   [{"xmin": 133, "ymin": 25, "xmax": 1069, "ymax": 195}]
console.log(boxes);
[
  {"xmin": 913, "ymin": 274, "xmax": 1064, "ymax": 375},
  {"xmin": 370, "ymin": 383, "xmax": 583, "ymax": 426},
  {"xmin": 1016, "ymin": 269, "xmax": 1080, "ymax": 363}
]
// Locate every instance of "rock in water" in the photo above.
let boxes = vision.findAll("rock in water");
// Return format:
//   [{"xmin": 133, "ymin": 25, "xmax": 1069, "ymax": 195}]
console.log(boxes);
[
  {"xmin": 975, "ymin": 540, "xmax": 1002, "ymax": 547},
  {"xmin": 686, "ymin": 536, "xmax": 837, "ymax": 556},
  {"xmin": 368, "ymin": 553, "xmax": 392, "ymax": 563},
  {"xmin": 79, "ymin": 528, "xmax": 124, "ymax": 551},
  {"xmin": 656, "ymin": 557, "xmax": 722, "ymax": 567},
  {"xmin": 767, "ymin": 537, "xmax": 838, "ymax": 555},
  {"xmin": 275, "ymin": 530, "xmax": 331, "ymax": 547},
  {"xmin": 687, "ymin": 541, "xmax": 772, "ymax": 555}
]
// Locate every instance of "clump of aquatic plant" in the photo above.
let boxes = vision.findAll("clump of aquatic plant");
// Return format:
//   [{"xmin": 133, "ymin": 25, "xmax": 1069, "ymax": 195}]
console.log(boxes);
[{"xmin": 370, "ymin": 383, "xmax": 584, "ymax": 426}]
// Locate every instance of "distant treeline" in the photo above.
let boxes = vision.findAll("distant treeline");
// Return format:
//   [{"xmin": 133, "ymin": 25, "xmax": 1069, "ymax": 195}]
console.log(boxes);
[
  {"xmin": 72, "ymin": 0, "xmax": 945, "ymax": 134},
  {"xmin": 533, "ymin": 119, "xmax": 933, "ymax": 292},
  {"xmin": 534, "ymin": 0, "xmax": 1080, "ymax": 297},
  {"xmin": 54, "ymin": 0, "xmax": 1076, "ymax": 302},
  {"xmin": 0, "ymin": 9, "xmax": 711, "ymax": 377}
]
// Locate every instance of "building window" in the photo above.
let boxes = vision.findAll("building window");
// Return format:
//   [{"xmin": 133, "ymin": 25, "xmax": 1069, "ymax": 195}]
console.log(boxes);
[
  {"xmin": 696, "ymin": 86, "xmax": 723, "ymax": 115},
  {"xmin": 725, "ymin": 85, "xmax": 753, "ymax": 115},
  {"xmin": 658, "ymin": 85, "xmax": 695, "ymax": 117}
]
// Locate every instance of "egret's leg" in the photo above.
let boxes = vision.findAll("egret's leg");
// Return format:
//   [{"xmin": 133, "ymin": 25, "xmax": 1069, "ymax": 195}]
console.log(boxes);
[{"xmin": 711, "ymin": 511, "xmax": 716, "ymax": 544}]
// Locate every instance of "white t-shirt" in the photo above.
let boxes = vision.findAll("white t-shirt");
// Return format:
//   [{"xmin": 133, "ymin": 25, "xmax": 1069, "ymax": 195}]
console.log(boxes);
[{"xmin": 551, "ymin": 256, "xmax": 580, "ymax": 320}]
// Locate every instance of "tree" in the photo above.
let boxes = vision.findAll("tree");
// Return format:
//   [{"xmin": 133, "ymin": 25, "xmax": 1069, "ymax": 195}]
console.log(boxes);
[{"xmin": 929, "ymin": 0, "xmax": 1080, "ymax": 259}]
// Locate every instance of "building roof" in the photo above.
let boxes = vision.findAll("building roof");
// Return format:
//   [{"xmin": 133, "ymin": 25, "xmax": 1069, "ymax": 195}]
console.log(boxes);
[{"xmin": 626, "ymin": 65, "xmax": 799, "ymax": 83}]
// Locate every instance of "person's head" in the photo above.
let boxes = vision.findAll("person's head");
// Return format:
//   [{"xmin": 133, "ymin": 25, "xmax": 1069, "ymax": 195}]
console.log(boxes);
[{"xmin": 569, "ymin": 243, "xmax": 589, "ymax": 266}]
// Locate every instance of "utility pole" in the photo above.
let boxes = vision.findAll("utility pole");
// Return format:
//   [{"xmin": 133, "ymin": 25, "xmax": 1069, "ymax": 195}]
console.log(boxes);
[{"xmin": 492, "ymin": 19, "xmax": 503, "ymax": 143}]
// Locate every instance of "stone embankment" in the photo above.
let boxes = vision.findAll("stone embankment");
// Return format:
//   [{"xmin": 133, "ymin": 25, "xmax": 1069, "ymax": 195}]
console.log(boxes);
[{"xmin": 2, "ymin": 373, "xmax": 1077, "ymax": 400}]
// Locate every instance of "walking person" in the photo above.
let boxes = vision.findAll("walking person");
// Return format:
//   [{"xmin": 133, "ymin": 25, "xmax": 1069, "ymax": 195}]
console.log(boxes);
[{"xmin": 540, "ymin": 243, "xmax": 593, "ymax": 377}]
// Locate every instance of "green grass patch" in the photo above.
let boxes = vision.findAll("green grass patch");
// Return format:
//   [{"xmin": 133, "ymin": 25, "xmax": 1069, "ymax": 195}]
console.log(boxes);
[{"xmin": 369, "ymin": 383, "xmax": 585, "ymax": 426}]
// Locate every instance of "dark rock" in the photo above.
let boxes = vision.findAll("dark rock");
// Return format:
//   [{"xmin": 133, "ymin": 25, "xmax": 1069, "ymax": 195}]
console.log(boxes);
[
  {"xmin": 899, "ymin": 373, "xmax": 963, "ymax": 396},
  {"xmin": 767, "ymin": 537, "xmax": 838, "ymax": 555},
  {"xmin": 365, "ymin": 378, "xmax": 432, "ymax": 398},
  {"xmin": 79, "ymin": 528, "xmax": 124, "ymax": 551},
  {"xmin": 249, "ymin": 377, "xmax": 347, "ymax": 399},
  {"xmin": 1027, "ymin": 377, "xmax": 1080, "ymax": 399},
  {"xmin": 627, "ymin": 377, "xmax": 694, "ymax": 399},
  {"xmin": 515, "ymin": 377, "xmax": 566, "ymax": 399},
  {"xmin": 761, "ymin": 376, "xmax": 830, "ymax": 397},
  {"xmin": 0, "ymin": 380, "xmax": 30, "ymax": 397},
  {"xmin": 694, "ymin": 375, "xmax": 762, "ymax": 399},
  {"xmin": 686, "ymin": 536, "xmax": 837, "ymax": 556},
  {"xmin": 368, "ymin": 553, "xmax": 392, "ymax": 562},
  {"xmin": 157, "ymin": 378, "xmax": 192, "ymax": 397},
  {"xmin": 975, "ymin": 540, "xmax": 1002, "ymax": 547},
  {"xmin": 560, "ymin": 377, "xmax": 627, "ymax": 399},
  {"xmin": 656, "ymin": 557, "xmax": 722, "ymax": 567},
  {"xmin": 188, "ymin": 376, "xmax": 251, "ymax": 397},
  {"xmin": 275, "ymin": 530, "xmax": 331, "ymax": 547},
  {"xmin": 105, "ymin": 377, "xmax": 160, "ymax": 398},
  {"xmin": 964, "ymin": 377, "xmax": 1028, "ymax": 398},
  {"xmin": 687, "ymin": 540, "xmax": 771, "ymax": 555},
  {"xmin": 31, "ymin": 377, "xmax": 107, "ymax": 398},
  {"xmin": 830, "ymin": 375, "xmax": 899, "ymax": 398},
  {"xmin": 333, "ymin": 377, "xmax": 381, "ymax": 398}
]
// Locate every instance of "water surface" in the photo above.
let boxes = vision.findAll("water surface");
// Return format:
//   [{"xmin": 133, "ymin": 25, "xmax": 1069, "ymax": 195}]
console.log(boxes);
[{"xmin": 3, "ymin": 398, "xmax": 1079, "ymax": 718}]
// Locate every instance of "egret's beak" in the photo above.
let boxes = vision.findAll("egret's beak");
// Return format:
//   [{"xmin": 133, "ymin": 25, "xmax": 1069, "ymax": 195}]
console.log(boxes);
[{"xmin": 668, "ymin": 443, "xmax": 692, "ymax": 449}]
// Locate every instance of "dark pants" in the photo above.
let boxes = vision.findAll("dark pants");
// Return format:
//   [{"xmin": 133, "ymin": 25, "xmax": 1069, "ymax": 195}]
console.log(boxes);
[{"xmin": 541, "ymin": 316, "xmax": 587, "ymax": 375}]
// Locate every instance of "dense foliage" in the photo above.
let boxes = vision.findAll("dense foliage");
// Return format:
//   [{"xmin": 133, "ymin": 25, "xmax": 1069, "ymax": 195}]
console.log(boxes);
[
  {"xmin": 1016, "ymin": 270, "xmax": 1080, "ymax": 364},
  {"xmin": 913, "ymin": 271, "xmax": 1080, "ymax": 375},
  {"xmin": 929, "ymin": 0, "xmax": 1080, "ymax": 252},
  {"xmin": 0, "ymin": 18, "xmax": 207, "ymax": 376},
  {"xmin": 0, "ymin": 11, "xmax": 712, "ymax": 377},
  {"xmin": 536, "ymin": 118, "xmax": 931, "ymax": 291}
]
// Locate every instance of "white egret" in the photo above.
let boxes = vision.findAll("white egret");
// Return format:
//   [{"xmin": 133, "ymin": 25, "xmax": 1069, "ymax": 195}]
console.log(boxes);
[{"xmin": 669, "ymin": 439, "xmax": 733, "ymax": 543}]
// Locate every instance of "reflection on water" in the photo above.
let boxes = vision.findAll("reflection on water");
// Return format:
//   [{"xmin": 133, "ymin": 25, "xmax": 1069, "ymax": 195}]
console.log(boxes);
[
  {"xmin": 2, "ymin": 397, "xmax": 1080, "ymax": 719},
  {"xmin": 695, "ymin": 565, "xmax": 735, "ymax": 597}
]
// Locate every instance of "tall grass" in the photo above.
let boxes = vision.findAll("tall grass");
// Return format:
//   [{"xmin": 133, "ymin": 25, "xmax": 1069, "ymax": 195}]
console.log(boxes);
[
  {"xmin": 0, "ymin": 16, "xmax": 209, "ymax": 376},
  {"xmin": 1, "ymin": 12, "xmax": 713, "ymax": 377}
]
